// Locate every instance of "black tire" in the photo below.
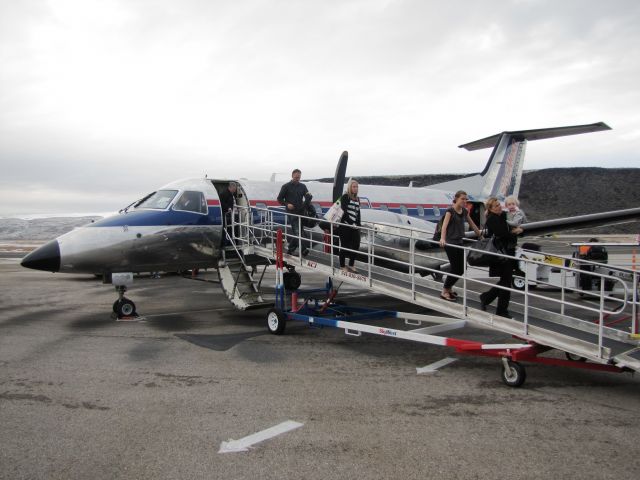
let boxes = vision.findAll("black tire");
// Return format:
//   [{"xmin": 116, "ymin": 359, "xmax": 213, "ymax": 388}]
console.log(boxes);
[
  {"xmin": 501, "ymin": 360, "xmax": 526, "ymax": 387},
  {"xmin": 565, "ymin": 352, "xmax": 586, "ymax": 362},
  {"xmin": 512, "ymin": 274, "xmax": 527, "ymax": 291},
  {"xmin": 283, "ymin": 271, "xmax": 301, "ymax": 291},
  {"xmin": 115, "ymin": 298, "xmax": 136, "ymax": 318},
  {"xmin": 267, "ymin": 308, "xmax": 287, "ymax": 335}
]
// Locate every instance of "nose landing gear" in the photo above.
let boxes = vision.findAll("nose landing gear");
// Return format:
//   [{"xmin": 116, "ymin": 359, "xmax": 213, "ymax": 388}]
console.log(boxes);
[{"xmin": 112, "ymin": 285, "xmax": 138, "ymax": 319}]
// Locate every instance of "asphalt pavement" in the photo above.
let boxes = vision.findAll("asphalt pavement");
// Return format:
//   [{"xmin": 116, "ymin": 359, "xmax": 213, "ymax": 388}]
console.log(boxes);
[{"xmin": 1, "ymin": 257, "xmax": 639, "ymax": 480}]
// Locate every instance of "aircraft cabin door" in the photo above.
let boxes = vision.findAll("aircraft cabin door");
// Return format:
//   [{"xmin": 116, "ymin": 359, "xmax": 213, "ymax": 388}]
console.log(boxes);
[{"xmin": 212, "ymin": 180, "xmax": 252, "ymax": 247}]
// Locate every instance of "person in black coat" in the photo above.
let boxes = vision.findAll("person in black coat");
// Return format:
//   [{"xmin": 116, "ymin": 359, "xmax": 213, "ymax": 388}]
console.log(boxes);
[
  {"xmin": 338, "ymin": 179, "xmax": 362, "ymax": 272},
  {"xmin": 479, "ymin": 197, "xmax": 523, "ymax": 318},
  {"xmin": 277, "ymin": 169, "xmax": 312, "ymax": 255},
  {"xmin": 219, "ymin": 182, "xmax": 237, "ymax": 245}
]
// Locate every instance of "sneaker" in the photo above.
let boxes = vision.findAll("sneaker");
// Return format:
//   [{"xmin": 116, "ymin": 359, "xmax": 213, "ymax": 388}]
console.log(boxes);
[
  {"xmin": 496, "ymin": 310, "xmax": 512, "ymax": 319},
  {"xmin": 348, "ymin": 266, "xmax": 357, "ymax": 273},
  {"xmin": 302, "ymin": 248, "xmax": 310, "ymax": 257}
]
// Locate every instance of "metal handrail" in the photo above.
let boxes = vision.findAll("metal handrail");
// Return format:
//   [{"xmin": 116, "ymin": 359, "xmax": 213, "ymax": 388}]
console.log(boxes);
[{"xmin": 231, "ymin": 205, "xmax": 640, "ymax": 348}]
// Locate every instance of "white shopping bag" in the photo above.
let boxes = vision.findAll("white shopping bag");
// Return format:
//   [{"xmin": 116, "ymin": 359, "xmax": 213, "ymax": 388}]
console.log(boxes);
[{"xmin": 323, "ymin": 199, "xmax": 344, "ymax": 223}]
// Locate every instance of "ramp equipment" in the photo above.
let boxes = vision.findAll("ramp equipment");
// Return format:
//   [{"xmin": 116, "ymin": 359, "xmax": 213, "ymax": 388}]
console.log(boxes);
[{"xmin": 228, "ymin": 206, "xmax": 640, "ymax": 387}]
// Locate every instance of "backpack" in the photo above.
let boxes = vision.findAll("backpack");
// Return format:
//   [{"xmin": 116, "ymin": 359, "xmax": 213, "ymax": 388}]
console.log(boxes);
[
  {"xmin": 302, "ymin": 202, "xmax": 319, "ymax": 228},
  {"xmin": 432, "ymin": 214, "xmax": 446, "ymax": 241}
]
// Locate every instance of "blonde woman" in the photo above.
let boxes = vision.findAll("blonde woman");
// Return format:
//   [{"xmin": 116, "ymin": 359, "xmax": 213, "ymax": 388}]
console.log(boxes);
[
  {"xmin": 479, "ymin": 197, "xmax": 523, "ymax": 318},
  {"xmin": 338, "ymin": 179, "xmax": 362, "ymax": 272}
]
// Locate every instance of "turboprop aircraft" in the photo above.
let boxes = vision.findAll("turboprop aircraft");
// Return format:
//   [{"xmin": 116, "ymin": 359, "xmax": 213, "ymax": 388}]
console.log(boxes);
[{"xmin": 21, "ymin": 121, "xmax": 640, "ymax": 316}]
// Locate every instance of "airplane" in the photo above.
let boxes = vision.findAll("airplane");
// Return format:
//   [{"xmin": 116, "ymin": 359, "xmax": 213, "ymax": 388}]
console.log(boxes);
[{"xmin": 20, "ymin": 121, "xmax": 640, "ymax": 317}]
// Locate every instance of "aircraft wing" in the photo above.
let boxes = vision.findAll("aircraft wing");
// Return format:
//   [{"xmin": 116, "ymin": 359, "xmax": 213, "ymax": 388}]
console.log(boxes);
[
  {"xmin": 465, "ymin": 207, "xmax": 640, "ymax": 239},
  {"xmin": 519, "ymin": 207, "xmax": 640, "ymax": 237}
]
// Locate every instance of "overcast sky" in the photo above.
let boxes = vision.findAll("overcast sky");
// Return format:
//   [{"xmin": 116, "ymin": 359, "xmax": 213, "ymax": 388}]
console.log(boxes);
[{"xmin": 1, "ymin": 0, "xmax": 639, "ymax": 216}]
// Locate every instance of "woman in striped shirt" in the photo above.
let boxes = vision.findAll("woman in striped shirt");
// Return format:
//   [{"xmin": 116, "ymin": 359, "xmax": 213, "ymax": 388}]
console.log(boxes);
[{"xmin": 338, "ymin": 179, "xmax": 362, "ymax": 272}]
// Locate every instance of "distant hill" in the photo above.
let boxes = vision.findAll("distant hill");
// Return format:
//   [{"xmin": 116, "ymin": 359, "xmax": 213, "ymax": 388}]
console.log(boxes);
[
  {"xmin": 317, "ymin": 167, "xmax": 640, "ymax": 233},
  {"xmin": 0, "ymin": 217, "xmax": 101, "ymax": 241}
]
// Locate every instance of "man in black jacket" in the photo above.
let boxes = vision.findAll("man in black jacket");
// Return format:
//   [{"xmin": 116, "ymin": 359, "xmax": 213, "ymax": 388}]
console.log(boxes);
[
  {"xmin": 219, "ymin": 182, "xmax": 237, "ymax": 245},
  {"xmin": 277, "ymin": 169, "xmax": 312, "ymax": 255}
]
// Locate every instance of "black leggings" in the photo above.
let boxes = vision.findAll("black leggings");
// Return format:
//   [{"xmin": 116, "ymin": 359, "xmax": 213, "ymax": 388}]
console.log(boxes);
[
  {"xmin": 338, "ymin": 225, "xmax": 360, "ymax": 267},
  {"xmin": 444, "ymin": 245, "xmax": 465, "ymax": 290}
]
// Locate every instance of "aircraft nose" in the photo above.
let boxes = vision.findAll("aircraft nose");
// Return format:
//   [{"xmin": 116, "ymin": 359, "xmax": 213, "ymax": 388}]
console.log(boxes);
[{"xmin": 21, "ymin": 240, "xmax": 61, "ymax": 272}]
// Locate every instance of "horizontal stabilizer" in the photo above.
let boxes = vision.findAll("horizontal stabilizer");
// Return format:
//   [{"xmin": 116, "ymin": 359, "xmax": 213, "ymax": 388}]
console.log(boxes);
[{"xmin": 459, "ymin": 122, "xmax": 611, "ymax": 151}]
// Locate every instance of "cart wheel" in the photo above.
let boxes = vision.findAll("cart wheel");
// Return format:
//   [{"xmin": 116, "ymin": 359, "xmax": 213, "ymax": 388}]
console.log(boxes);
[
  {"xmin": 283, "ymin": 271, "xmax": 301, "ymax": 291},
  {"xmin": 267, "ymin": 308, "xmax": 287, "ymax": 335},
  {"xmin": 565, "ymin": 352, "xmax": 586, "ymax": 362},
  {"xmin": 501, "ymin": 360, "xmax": 526, "ymax": 387},
  {"xmin": 512, "ymin": 275, "xmax": 527, "ymax": 291}
]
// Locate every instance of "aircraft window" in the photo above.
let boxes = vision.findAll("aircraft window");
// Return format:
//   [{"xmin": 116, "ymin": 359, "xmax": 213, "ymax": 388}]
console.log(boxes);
[
  {"xmin": 255, "ymin": 202, "xmax": 267, "ymax": 211},
  {"xmin": 136, "ymin": 190, "xmax": 178, "ymax": 209},
  {"xmin": 434, "ymin": 206, "xmax": 441, "ymax": 217},
  {"xmin": 379, "ymin": 204, "xmax": 388, "ymax": 211},
  {"xmin": 400, "ymin": 205, "xmax": 408, "ymax": 215},
  {"xmin": 174, "ymin": 191, "xmax": 207, "ymax": 214},
  {"xmin": 417, "ymin": 206, "xmax": 425, "ymax": 216}
]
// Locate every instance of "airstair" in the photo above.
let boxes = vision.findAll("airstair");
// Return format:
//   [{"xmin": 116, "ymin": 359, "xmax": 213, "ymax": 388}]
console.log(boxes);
[
  {"xmin": 226, "ymin": 206, "xmax": 640, "ymax": 385},
  {"xmin": 217, "ymin": 226, "xmax": 273, "ymax": 310}
]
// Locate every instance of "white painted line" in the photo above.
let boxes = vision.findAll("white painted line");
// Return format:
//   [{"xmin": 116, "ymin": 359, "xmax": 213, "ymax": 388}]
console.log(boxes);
[
  {"xmin": 416, "ymin": 357, "xmax": 458, "ymax": 374},
  {"xmin": 218, "ymin": 420, "xmax": 304, "ymax": 453}
]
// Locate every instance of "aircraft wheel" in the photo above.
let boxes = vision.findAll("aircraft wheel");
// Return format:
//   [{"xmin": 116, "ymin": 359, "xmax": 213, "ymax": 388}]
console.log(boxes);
[
  {"xmin": 565, "ymin": 352, "xmax": 586, "ymax": 362},
  {"xmin": 501, "ymin": 360, "xmax": 526, "ymax": 387},
  {"xmin": 115, "ymin": 298, "xmax": 136, "ymax": 318},
  {"xmin": 283, "ymin": 271, "xmax": 301, "ymax": 291},
  {"xmin": 267, "ymin": 308, "xmax": 287, "ymax": 335}
]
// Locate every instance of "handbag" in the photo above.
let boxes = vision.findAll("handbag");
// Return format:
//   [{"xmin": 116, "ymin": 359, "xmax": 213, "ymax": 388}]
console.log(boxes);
[
  {"xmin": 432, "ymin": 215, "xmax": 445, "ymax": 241},
  {"xmin": 467, "ymin": 236, "xmax": 507, "ymax": 267},
  {"xmin": 323, "ymin": 199, "xmax": 344, "ymax": 223}
]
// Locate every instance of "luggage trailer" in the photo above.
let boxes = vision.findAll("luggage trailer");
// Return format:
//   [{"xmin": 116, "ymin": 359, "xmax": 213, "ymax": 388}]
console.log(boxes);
[{"xmin": 265, "ymin": 230, "xmax": 626, "ymax": 388}]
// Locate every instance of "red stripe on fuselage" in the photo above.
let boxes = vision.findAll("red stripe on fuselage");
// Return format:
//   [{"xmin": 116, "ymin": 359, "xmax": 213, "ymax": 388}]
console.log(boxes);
[{"xmin": 247, "ymin": 200, "xmax": 451, "ymax": 209}]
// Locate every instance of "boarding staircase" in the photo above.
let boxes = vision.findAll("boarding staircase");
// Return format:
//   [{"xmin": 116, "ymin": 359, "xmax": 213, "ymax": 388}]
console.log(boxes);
[
  {"xmin": 218, "ymin": 228, "xmax": 273, "ymax": 310},
  {"xmin": 227, "ymin": 206, "xmax": 640, "ymax": 374}
]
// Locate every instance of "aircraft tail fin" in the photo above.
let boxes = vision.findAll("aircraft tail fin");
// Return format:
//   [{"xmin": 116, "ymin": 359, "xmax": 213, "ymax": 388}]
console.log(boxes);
[{"xmin": 428, "ymin": 122, "xmax": 611, "ymax": 201}]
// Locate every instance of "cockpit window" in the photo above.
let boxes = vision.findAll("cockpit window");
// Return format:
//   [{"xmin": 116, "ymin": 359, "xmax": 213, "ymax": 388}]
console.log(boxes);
[
  {"xmin": 135, "ymin": 190, "xmax": 178, "ymax": 209},
  {"xmin": 174, "ymin": 191, "xmax": 207, "ymax": 214}
]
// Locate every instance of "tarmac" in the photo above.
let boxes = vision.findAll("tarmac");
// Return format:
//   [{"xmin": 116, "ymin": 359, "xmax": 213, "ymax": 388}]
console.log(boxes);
[{"xmin": 1, "ymin": 247, "xmax": 640, "ymax": 479}]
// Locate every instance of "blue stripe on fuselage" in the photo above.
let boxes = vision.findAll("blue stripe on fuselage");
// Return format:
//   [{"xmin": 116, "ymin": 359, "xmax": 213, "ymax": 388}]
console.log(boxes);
[{"xmin": 88, "ymin": 208, "xmax": 221, "ymax": 227}]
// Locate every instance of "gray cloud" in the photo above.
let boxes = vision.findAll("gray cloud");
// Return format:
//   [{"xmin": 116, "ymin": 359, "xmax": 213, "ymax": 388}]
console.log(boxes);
[{"xmin": 1, "ymin": 0, "xmax": 639, "ymax": 215}]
